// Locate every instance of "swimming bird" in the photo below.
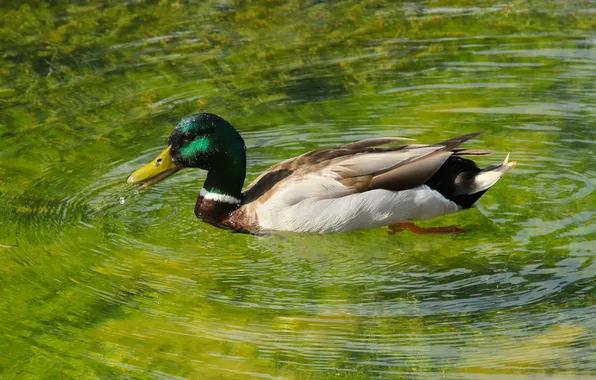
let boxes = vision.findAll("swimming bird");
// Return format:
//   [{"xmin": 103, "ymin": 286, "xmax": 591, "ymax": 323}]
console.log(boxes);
[{"xmin": 127, "ymin": 113, "xmax": 515, "ymax": 234}]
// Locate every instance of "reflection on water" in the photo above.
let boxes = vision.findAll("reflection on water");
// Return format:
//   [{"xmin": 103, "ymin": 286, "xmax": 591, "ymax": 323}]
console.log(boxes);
[{"xmin": 0, "ymin": 0, "xmax": 594, "ymax": 378}]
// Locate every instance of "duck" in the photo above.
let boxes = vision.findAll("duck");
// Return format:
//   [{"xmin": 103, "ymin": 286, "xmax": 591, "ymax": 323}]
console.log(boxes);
[{"xmin": 127, "ymin": 113, "xmax": 515, "ymax": 234}]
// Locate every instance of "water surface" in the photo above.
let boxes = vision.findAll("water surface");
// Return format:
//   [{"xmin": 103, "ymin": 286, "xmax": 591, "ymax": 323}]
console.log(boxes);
[{"xmin": 0, "ymin": 1, "xmax": 594, "ymax": 378}]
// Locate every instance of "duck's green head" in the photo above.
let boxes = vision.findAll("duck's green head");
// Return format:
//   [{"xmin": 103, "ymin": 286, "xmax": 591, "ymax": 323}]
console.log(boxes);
[{"xmin": 127, "ymin": 113, "xmax": 246, "ymax": 191}]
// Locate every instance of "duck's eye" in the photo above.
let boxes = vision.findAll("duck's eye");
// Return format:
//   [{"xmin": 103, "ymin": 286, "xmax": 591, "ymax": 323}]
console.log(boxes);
[{"xmin": 182, "ymin": 133, "xmax": 193, "ymax": 142}]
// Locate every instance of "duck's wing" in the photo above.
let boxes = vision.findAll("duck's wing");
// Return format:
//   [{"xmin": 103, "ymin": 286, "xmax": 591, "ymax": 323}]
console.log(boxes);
[
  {"xmin": 243, "ymin": 132, "xmax": 489, "ymax": 204},
  {"xmin": 242, "ymin": 137, "xmax": 412, "ymax": 203}
]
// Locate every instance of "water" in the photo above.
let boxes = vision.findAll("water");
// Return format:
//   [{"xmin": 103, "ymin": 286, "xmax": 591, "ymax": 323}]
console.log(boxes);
[{"xmin": 0, "ymin": 1, "xmax": 594, "ymax": 378}]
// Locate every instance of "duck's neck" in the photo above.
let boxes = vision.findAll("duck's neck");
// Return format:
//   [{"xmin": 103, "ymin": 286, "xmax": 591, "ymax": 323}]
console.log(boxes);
[
  {"xmin": 201, "ymin": 161, "xmax": 246, "ymax": 204},
  {"xmin": 202, "ymin": 129, "xmax": 247, "ymax": 202},
  {"xmin": 195, "ymin": 144, "xmax": 246, "ymax": 226}
]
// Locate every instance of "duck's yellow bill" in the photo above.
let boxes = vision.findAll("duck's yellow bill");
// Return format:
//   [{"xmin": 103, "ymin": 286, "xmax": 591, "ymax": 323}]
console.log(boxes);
[{"xmin": 127, "ymin": 145, "xmax": 183, "ymax": 188}]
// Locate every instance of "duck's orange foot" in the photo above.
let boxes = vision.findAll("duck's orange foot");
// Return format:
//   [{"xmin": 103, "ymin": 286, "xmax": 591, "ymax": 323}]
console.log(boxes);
[{"xmin": 388, "ymin": 222, "xmax": 466, "ymax": 235}]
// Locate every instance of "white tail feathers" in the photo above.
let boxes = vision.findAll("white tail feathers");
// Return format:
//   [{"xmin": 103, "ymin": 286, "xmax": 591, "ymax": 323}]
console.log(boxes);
[{"xmin": 469, "ymin": 153, "xmax": 516, "ymax": 194}]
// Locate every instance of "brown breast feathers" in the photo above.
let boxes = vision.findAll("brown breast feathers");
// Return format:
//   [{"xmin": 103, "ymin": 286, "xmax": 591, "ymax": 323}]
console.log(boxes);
[{"xmin": 194, "ymin": 195, "xmax": 259, "ymax": 234}]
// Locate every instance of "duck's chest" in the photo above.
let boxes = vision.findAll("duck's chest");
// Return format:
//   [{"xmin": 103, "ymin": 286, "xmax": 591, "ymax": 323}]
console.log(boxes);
[{"xmin": 194, "ymin": 196, "xmax": 258, "ymax": 233}]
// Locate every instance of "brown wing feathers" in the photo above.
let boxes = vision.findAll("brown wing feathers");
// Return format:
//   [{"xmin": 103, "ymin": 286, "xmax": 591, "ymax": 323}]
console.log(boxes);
[
  {"xmin": 369, "ymin": 151, "xmax": 453, "ymax": 191},
  {"xmin": 348, "ymin": 131, "xmax": 488, "ymax": 192},
  {"xmin": 244, "ymin": 131, "xmax": 489, "ymax": 202}
]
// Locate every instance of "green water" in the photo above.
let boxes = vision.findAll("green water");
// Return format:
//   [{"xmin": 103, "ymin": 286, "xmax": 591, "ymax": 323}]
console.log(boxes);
[{"xmin": 1, "ymin": 0, "xmax": 594, "ymax": 378}]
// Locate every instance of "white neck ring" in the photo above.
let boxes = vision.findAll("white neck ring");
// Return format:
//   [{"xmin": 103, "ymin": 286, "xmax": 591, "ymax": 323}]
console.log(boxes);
[{"xmin": 200, "ymin": 188, "xmax": 241, "ymax": 205}]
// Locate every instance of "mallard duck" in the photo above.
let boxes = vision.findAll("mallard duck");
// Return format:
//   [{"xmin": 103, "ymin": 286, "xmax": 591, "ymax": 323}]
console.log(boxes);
[{"xmin": 127, "ymin": 113, "xmax": 515, "ymax": 234}]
